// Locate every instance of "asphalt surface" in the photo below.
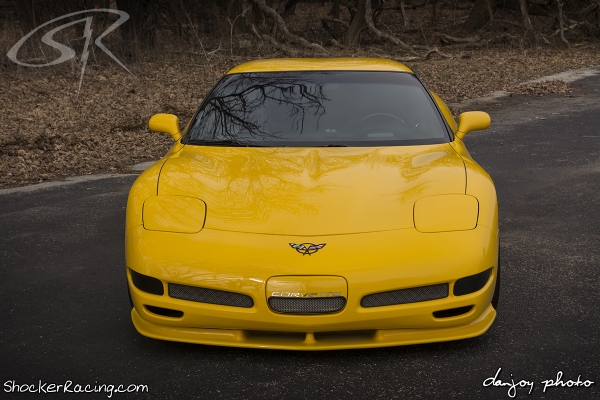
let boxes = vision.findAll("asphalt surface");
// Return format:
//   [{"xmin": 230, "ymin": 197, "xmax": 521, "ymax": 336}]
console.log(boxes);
[{"xmin": 1, "ymin": 70, "xmax": 599, "ymax": 400}]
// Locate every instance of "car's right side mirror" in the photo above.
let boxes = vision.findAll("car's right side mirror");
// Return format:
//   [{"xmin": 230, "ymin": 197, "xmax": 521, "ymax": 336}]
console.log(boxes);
[
  {"xmin": 456, "ymin": 111, "xmax": 491, "ymax": 140},
  {"xmin": 149, "ymin": 113, "xmax": 181, "ymax": 142}
]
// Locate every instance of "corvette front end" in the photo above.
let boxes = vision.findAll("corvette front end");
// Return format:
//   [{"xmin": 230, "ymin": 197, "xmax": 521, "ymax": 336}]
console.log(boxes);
[
  {"xmin": 127, "ymin": 223, "xmax": 497, "ymax": 350},
  {"xmin": 125, "ymin": 58, "xmax": 499, "ymax": 350},
  {"xmin": 126, "ymin": 144, "xmax": 498, "ymax": 350}
]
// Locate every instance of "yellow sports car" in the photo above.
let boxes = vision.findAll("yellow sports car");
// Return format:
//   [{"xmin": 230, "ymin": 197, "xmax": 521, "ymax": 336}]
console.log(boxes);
[{"xmin": 125, "ymin": 58, "xmax": 499, "ymax": 350}]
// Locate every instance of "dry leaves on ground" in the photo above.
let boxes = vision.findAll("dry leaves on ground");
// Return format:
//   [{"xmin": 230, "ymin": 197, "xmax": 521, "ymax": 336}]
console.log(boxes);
[
  {"xmin": 1, "ymin": 46, "xmax": 599, "ymax": 188},
  {"xmin": 509, "ymin": 79, "xmax": 573, "ymax": 96}
]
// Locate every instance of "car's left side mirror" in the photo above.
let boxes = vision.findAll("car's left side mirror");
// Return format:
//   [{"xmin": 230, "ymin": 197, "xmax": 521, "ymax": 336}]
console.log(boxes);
[
  {"xmin": 455, "ymin": 111, "xmax": 491, "ymax": 140},
  {"xmin": 148, "ymin": 113, "xmax": 181, "ymax": 142}
]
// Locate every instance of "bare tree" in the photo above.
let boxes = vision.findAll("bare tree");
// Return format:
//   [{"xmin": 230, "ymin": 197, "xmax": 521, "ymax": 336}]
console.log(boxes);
[
  {"xmin": 252, "ymin": 0, "xmax": 328, "ymax": 53},
  {"xmin": 116, "ymin": 0, "xmax": 158, "ymax": 48},
  {"xmin": 464, "ymin": 0, "xmax": 496, "ymax": 31},
  {"xmin": 345, "ymin": 0, "xmax": 366, "ymax": 46}
]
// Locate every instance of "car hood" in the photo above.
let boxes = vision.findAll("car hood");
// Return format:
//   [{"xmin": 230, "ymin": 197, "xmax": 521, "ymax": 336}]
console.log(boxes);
[{"xmin": 157, "ymin": 144, "xmax": 465, "ymax": 235}]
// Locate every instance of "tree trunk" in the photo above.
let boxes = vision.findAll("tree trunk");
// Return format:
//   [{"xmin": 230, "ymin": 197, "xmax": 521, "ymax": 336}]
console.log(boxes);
[
  {"xmin": 116, "ymin": 0, "xmax": 157, "ymax": 49},
  {"xmin": 329, "ymin": 0, "xmax": 340, "ymax": 18},
  {"xmin": 519, "ymin": 0, "xmax": 534, "ymax": 31},
  {"xmin": 272, "ymin": 0, "xmax": 299, "ymax": 35},
  {"xmin": 463, "ymin": 0, "xmax": 495, "ymax": 31},
  {"xmin": 252, "ymin": 0, "xmax": 328, "ymax": 53},
  {"xmin": 276, "ymin": 0, "xmax": 299, "ymax": 18},
  {"xmin": 218, "ymin": 0, "xmax": 254, "ymax": 33},
  {"xmin": 241, "ymin": 0, "xmax": 254, "ymax": 33},
  {"xmin": 14, "ymin": 0, "xmax": 39, "ymax": 36},
  {"xmin": 15, "ymin": 0, "xmax": 87, "ymax": 37},
  {"xmin": 345, "ymin": 0, "xmax": 366, "ymax": 46}
]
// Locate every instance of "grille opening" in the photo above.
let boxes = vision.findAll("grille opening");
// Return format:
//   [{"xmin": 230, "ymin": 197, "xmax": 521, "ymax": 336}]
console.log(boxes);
[
  {"xmin": 453, "ymin": 268, "xmax": 492, "ymax": 296},
  {"xmin": 130, "ymin": 269, "xmax": 164, "ymax": 296},
  {"xmin": 145, "ymin": 305, "xmax": 184, "ymax": 318},
  {"xmin": 268, "ymin": 297, "xmax": 346, "ymax": 314},
  {"xmin": 361, "ymin": 283, "xmax": 448, "ymax": 308},
  {"xmin": 169, "ymin": 283, "xmax": 254, "ymax": 308},
  {"xmin": 433, "ymin": 305, "xmax": 473, "ymax": 319}
]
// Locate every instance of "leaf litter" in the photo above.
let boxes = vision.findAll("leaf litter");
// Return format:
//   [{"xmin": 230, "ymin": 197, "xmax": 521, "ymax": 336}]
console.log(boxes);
[{"xmin": 1, "ymin": 47, "xmax": 599, "ymax": 188}]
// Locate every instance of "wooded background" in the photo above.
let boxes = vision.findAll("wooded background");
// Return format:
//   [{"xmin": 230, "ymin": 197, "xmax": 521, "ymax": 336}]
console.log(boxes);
[
  {"xmin": 1, "ymin": 0, "xmax": 598, "ymax": 188},
  {"xmin": 6, "ymin": 0, "xmax": 600, "ymax": 61}
]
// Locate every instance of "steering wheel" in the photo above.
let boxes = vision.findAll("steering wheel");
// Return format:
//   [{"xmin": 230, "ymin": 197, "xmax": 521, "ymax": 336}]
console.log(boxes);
[
  {"xmin": 348, "ymin": 113, "xmax": 409, "ymax": 137},
  {"xmin": 357, "ymin": 113, "xmax": 405, "ymax": 125}
]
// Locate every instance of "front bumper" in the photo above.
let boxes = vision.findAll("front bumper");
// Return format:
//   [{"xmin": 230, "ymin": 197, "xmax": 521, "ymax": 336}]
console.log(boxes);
[
  {"xmin": 131, "ymin": 305, "xmax": 496, "ymax": 350},
  {"xmin": 126, "ymin": 224, "xmax": 498, "ymax": 350}
]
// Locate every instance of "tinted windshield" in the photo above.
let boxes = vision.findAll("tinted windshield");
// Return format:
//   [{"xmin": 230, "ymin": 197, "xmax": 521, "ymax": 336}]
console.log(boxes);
[{"xmin": 183, "ymin": 71, "xmax": 450, "ymax": 147}]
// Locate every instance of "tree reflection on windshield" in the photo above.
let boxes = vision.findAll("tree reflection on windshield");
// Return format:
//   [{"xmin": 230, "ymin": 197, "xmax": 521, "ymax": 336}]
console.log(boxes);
[
  {"xmin": 183, "ymin": 71, "xmax": 450, "ymax": 146},
  {"xmin": 188, "ymin": 74, "xmax": 328, "ymax": 142}
]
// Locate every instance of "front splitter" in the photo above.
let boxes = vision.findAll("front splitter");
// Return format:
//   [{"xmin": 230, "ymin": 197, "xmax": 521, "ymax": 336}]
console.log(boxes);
[{"xmin": 131, "ymin": 304, "xmax": 496, "ymax": 351}]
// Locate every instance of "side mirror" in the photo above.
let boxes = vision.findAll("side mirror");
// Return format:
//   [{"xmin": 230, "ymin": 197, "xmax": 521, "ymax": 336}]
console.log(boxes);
[
  {"xmin": 148, "ymin": 113, "xmax": 181, "ymax": 142},
  {"xmin": 455, "ymin": 111, "xmax": 491, "ymax": 140}
]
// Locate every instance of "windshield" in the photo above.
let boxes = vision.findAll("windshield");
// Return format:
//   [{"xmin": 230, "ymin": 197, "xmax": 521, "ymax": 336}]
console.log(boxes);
[{"xmin": 183, "ymin": 71, "xmax": 450, "ymax": 147}]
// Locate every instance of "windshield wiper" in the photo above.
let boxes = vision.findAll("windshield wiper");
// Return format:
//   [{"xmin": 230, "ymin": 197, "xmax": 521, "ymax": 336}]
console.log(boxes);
[{"xmin": 322, "ymin": 144, "xmax": 348, "ymax": 147}]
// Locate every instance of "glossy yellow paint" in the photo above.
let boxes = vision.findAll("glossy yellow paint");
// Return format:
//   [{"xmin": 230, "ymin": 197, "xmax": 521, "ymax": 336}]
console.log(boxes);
[
  {"xmin": 449, "ymin": 130, "xmax": 498, "ymax": 233},
  {"xmin": 227, "ymin": 58, "xmax": 414, "ymax": 74},
  {"xmin": 414, "ymin": 194, "xmax": 479, "ymax": 233},
  {"xmin": 143, "ymin": 195, "xmax": 206, "ymax": 233},
  {"xmin": 463, "ymin": 155, "xmax": 498, "ymax": 233},
  {"xmin": 131, "ymin": 306, "xmax": 496, "ymax": 350},
  {"xmin": 126, "ymin": 145, "xmax": 184, "ymax": 234},
  {"xmin": 149, "ymin": 113, "xmax": 181, "ymax": 142},
  {"xmin": 157, "ymin": 145, "xmax": 466, "ymax": 235},
  {"xmin": 126, "ymin": 223, "xmax": 498, "ymax": 349},
  {"xmin": 456, "ymin": 111, "xmax": 491, "ymax": 140},
  {"xmin": 126, "ymin": 58, "xmax": 498, "ymax": 350}
]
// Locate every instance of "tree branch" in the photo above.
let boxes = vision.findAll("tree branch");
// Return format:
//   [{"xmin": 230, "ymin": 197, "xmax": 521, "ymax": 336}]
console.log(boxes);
[
  {"xmin": 550, "ymin": 21, "xmax": 583, "ymax": 37},
  {"xmin": 438, "ymin": 34, "xmax": 481, "ymax": 44},
  {"xmin": 363, "ymin": 0, "xmax": 452, "ymax": 58},
  {"xmin": 252, "ymin": 24, "xmax": 298, "ymax": 56},
  {"xmin": 330, "ymin": 39, "xmax": 345, "ymax": 48},
  {"xmin": 399, "ymin": 0, "xmax": 409, "ymax": 28},
  {"xmin": 252, "ymin": 0, "xmax": 329, "ymax": 54},
  {"xmin": 555, "ymin": 0, "xmax": 570, "ymax": 47},
  {"xmin": 519, "ymin": 0, "xmax": 535, "ymax": 32}
]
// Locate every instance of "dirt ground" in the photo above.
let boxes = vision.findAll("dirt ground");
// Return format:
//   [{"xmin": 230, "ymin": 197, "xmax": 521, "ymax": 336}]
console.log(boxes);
[{"xmin": 1, "ymin": 2, "xmax": 600, "ymax": 188}]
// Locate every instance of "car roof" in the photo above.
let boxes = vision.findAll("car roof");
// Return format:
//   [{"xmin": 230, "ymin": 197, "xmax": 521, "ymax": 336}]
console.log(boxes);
[{"xmin": 226, "ymin": 58, "xmax": 414, "ymax": 74}]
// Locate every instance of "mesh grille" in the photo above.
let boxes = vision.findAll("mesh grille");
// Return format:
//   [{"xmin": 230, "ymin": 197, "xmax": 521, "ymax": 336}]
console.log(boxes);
[
  {"xmin": 361, "ymin": 283, "xmax": 448, "ymax": 308},
  {"xmin": 169, "ymin": 283, "xmax": 254, "ymax": 308},
  {"xmin": 268, "ymin": 297, "xmax": 346, "ymax": 314}
]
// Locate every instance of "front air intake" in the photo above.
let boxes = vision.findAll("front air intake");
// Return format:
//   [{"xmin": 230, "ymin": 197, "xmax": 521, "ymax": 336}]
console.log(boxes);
[
  {"xmin": 433, "ymin": 305, "xmax": 473, "ymax": 318},
  {"xmin": 361, "ymin": 283, "xmax": 448, "ymax": 308},
  {"xmin": 130, "ymin": 268, "xmax": 164, "ymax": 296},
  {"xmin": 168, "ymin": 283, "xmax": 254, "ymax": 308},
  {"xmin": 145, "ymin": 305, "xmax": 184, "ymax": 318},
  {"xmin": 453, "ymin": 268, "xmax": 492, "ymax": 296},
  {"xmin": 268, "ymin": 297, "xmax": 346, "ymax": 314}
]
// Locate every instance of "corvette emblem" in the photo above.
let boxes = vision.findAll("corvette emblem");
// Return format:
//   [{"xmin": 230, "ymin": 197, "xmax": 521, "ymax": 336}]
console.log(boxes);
[{"xmin": 289, "ymin": 243, "xmax": 326, "ymax": 256}]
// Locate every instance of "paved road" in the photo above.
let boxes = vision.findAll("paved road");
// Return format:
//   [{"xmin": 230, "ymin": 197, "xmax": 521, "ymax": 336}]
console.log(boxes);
[{"xmin": 1, "ymin": 71, "xmax": 599, "ymax": 399}]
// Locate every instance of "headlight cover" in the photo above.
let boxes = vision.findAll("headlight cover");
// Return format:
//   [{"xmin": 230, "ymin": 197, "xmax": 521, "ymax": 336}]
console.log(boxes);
[
  {"xmin": 143, "ymin": 195, "xmax": 206, "ymax": 233},
  {"xmin": 413, "ymin": 194, "xmax": 479, "ymax": 233}
]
